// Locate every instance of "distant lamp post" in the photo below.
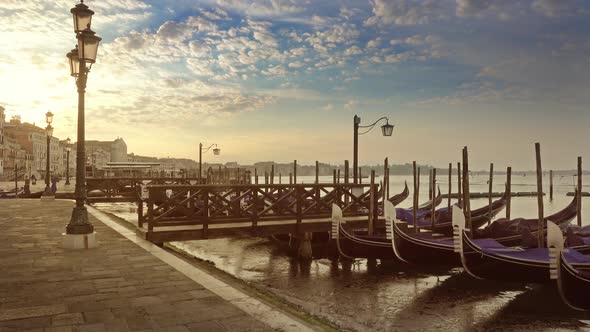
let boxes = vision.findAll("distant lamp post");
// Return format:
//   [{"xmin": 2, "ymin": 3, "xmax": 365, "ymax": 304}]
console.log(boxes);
[
  {"xmin": 65, "ymin": 137, "xmax": 72, "ymax": 185},
  {"xmin": 42, "ymin": 111, "xmax": 54, "ymax": 199},
  {"xmin": 353, "ymin": 114, "xmax": 394, "ymax": 184},
  {"xmin": 64, "ymin": 0, "xmax": 101, "ymax": 248},
  {"xmin": 199, "ymin": 143, "xmax": 220, "ymax": 182}
]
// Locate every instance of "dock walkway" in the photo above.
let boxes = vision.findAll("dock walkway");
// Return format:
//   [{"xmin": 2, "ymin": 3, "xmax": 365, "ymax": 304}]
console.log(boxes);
[{"xmin": 0, "ymin": 199, "xmax": 320, "ymax": 331}]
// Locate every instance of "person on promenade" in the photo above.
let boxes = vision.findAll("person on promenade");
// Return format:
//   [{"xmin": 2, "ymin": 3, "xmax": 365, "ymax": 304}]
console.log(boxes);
[
  {"xmin": 24, "ymin": 178, "xmax": 31, "ymax": 197},
  {"xmin": 51, "ymin": 175, "xmax": 57, "ymax": 194},
  {"xmin": 31, "ymin": 174, "xmax": 36, "ymax": 185}
]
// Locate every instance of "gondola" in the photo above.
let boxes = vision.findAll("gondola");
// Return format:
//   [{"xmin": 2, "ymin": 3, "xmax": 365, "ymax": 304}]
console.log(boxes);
[
  {"xmin": 0, "ymin": 187, "xmax": 24, "ymax": 198},
  {"xmin": 331, "ymin": 203, "xmax": 398, "ymax": 259},
  {"xmin": 413, "ymin": 193, "xmax": 507, "ymax": 236},
  {"xmin": 331, "ymin": 194, "xmax": 503, "ymax": 261},
  {"xmin": 390, "ymin": 194, "xmax": 580, "ymax": 267},
  {"xmin": 388, "ymin": 181, "xmax": 409, "ymax": 206},
  {"xmin": 458, "ymin": 210, "xmax": 590, "ymax": 283},
  {"xmin": 548, "ymin": 222, "xmax": 590, "ymax": 311},
  {"xmin": 395, "ymin": 187, "xmax": 442, "ymax": 221}
]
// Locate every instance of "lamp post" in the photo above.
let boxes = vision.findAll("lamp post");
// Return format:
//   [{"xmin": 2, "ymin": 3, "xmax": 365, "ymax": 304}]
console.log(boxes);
[
  {"xmin": 42, "ymin": 111, "xmax": 54, "ymax": 198},
  {"xmin": 64, "ymin": 1, "xmax": 101, "ymax": 239},
  {"xmin": 65, "ymin": 137, "xmax": 71, "ymax": 185},
  {"xmin": 199, "ymin": 143, "xmax": 220, "ymax": 182},
  {"xmin": 352, "ymin": 114, "xmax": 394, "ymax": 184}
]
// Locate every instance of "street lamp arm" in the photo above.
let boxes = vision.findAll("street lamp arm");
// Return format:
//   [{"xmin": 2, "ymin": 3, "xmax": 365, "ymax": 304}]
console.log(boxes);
[
  {"xmin": 201, "ymin": 143, "xmax": 217, "ymax": 153},
  {"xmin": 358, "ymin": 116, "xmax": 389, "ymax": 135}
]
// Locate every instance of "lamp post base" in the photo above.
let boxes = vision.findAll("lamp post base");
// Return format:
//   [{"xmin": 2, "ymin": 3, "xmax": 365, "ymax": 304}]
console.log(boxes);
[
  {"xmin": 62, "ymin": 232, "xmax": 97, "ymax": 249},
  {"xmin": 65, "ymin": 181, "xmax": 71, "ymax": 185},
  {"xmin": 66, "ymin": 206, "xmax": 94, "ymax": 234}
]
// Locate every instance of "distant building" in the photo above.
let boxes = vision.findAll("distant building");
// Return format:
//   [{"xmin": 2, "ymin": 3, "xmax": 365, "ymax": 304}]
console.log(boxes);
[
  {"xmin": 85, "ymin": 137, "xmax": 128, "ymax": 173},
  {"xmin": 4, "ymin": 117, "xmax": 62, "ymax": 179}
]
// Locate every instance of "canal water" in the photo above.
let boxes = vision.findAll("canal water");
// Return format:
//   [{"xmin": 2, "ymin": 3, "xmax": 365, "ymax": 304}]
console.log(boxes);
[{"xmin": 94, "ymin": 174, "xmax": 590, "ymax": 331}]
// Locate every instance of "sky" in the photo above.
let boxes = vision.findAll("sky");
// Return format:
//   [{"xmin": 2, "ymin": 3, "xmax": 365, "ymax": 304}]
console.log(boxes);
[{"xmin": 1, "ymin": 0, "xmax": 589, "ymax": 170}]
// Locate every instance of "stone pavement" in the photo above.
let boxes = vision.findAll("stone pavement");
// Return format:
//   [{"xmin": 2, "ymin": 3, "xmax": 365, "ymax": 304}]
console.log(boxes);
[{"xmin": 0, "ymin": 199, "xmax": 320, "ymax": 332}]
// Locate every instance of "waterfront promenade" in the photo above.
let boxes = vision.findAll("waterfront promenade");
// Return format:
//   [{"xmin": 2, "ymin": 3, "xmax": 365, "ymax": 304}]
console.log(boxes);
[{"xmin": 0, "ymin": 199, "xmax": 321, "ymax": 331}]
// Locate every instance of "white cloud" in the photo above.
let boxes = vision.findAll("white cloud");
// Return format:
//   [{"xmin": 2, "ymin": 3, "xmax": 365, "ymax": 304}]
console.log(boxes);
[
  {"xmin": 365, "ymin": 0, "xmax": 446, "ymax": 26},
  {"xmin": 321, "ymin": 104, "xmax": 334, "ymax": 110}
]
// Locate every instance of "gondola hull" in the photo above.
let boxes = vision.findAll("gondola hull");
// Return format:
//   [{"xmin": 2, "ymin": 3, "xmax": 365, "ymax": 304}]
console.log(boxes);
[
  {"xmin": 336, "ymin": 225, "xmax": 397, "ymax": 259},
  {"xmin": 461, "ymin": 231, "xmax": 550, "ymax": 283},
  {"xmin": 557, "ymin": 251, "xmax": 590, "ymax": 310},
  {"xmin": 391, "ymin": 221, "xmax": 459, "ymax": 266}
]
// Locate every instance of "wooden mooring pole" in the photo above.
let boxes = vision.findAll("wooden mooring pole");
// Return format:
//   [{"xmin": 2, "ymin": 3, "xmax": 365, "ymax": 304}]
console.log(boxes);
[
  {"xmin": 369, "ymin": 170, "xmax": 376, "ymax": 236},
  {"xmin": 413, "ymin": 162, "xmax": 418, "ymax": 233},
  {"xmin": 428, "ymin": 169, "xmax": 433, "ymax": 199},
  {"xmin": 488, "ymin": 163, "xmax": 493, "ymax": 226},
  {"xmin": 344, "ymin": 160, "xmax": 349, "ymax": 204},
  {"xmin": 431, "ymin": 168, "xmax": 436, "ymax": 229},
  {"xmin": 462, "ymin": 147, "xmax": 472, "ymax": 235},
  {"xmin": 254, "ymin": 168, "xmax": 258, "ymax": 184},
  {"xmin": 384, "ymin": 158, "xmax": 389, "ymax": 211},
  {"xmin": 578, "ymin": 156, "xmax": 582, "ymax": 227},
  {"xmin": 447, "ymin": 163, "xmax": 452, "ymax": 209},
  {"xmin": 506, "ymin": 166, "xmax": 512, "ymax": 219},
  {"xmin": 549, "ymin": 170, "xmax": 554, "ymax": 201},
  {"xmin": 293, "ymin": 160, "xmax": 297, "ymax": 184},
  {"xmin": 359, "ymin": 167, "xmax": 362, "ymax": 184},
  {"xmin": 315, "ymin": 161, "xmax": 319, "ymax": 184},
  {"xmin": 457, "ymin": 162, "xmax": 462, "ymax": 206},
  {"xmin": 535, "ymin": 143, "xmax": 545, "ymax": 248},
  {"xmin": 270, "ymin": 165, "xmax": 274, "ymax": 185}
]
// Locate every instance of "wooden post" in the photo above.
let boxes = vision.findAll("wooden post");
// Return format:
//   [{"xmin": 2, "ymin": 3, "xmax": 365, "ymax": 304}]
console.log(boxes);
[
  {"xmin": 428, "ymin": 169, "xmax": 433, "ymax": 199},
  {"xmin": 488, "ymin": 163, "xmax": 493, "ymax": 226},
  {"xmin": 431, "ymin": 168, "xmax": 436, "ymax": 229},
  {"xmin": 506, "ymin": 166, "xmax": 512, "ymax": 219},
  {"xmin": 412, "ymin": 161, "xmax": 418, "ymax": 233},
  {"xmin": 333, "ymin": 169, "xmax": 337, "ymax": 184},
  {"xmin": 293, "ymin": 160, "xmax": 297, "ymax": 184},
  {"xmin": 578, "ymin": 156, "xmax": 582, "ymax": 227},
  {"xmin": 279, "ymin": 173, "xmax": 282, "ymax": 184},
  {"xmin": 549, "ymin": 170, "xmax": 554, "ymax": 201},
  {"xmin": 315, "ymin": 161, "xmax": 319, "ymax": 184},
  {"xmin": 462, "ymin": 147, "xmax": 472, "ymax": 235},
  {"xmin": 369, "ymin": 170, "xmax": 376, "ymax": 236},
  {"xmin": 289, "ymin": 173, "xmax": 293, "ymax": 184},
  {"xmin": 344, "ymin": 160, "xmax": 349, "ymax": 204},
  {"xmin": 535, "ymin": 143, "xmax": 545, "ymax": 248},
  {"xmin": 337, "ymin": 169, "xmax": 340, "ymax": 184},
  {"xmin": 457, "ymin": 162, "xmax": 462, "ymax": 206},
  {"xmin": 447, "ymin": 163, "xmax": 452, "ymax": 209},
  {"xmin": 359, "ymin": 167, "xmax": 362, "ymax": 184},
  {"xmin": 137, "ymin": 199, "xmax": 143, "ymax": 228},
  {"xmin": 270, "ymin": 164, "xmax": 274, "ymax": 185},
  {"xmin": 254, "ymin": 168, "xmax": 258, "ymax": 184},
  {"xmin": 265, "ymin": 172, "xmax": 268, "ymax": 185},
  {"xmin": 384, "ymin": 158, "xmax": 389, "ymax": 210},
  {"xmin": 386, "ymin": 166, "xmax": 390, "ymax": 200}
]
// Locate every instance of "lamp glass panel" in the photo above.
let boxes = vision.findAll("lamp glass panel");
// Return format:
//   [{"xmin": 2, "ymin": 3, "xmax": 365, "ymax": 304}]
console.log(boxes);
[
  {"xmin": 46, "ymin": 112, "xmax": 54, "ymax": 124},
  {"xmin": 77, "ymin": 32, "xmax": 101, "ymax": 63},
  {"xmin": 381, "ymin": 124, "xmax": 394, "ymax": 136}
]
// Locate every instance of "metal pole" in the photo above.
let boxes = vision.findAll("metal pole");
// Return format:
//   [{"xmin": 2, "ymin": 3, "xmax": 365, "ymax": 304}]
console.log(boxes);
[
  {"xmin": 66, "ymin": 58, "xmax": 93, "ymax": 234},
  {"xmin": 43, "ymin": 129, "xmax": 52, "ymax": 196},
  {"xmin": 353, "ymin": 115, "xmax": 359, "ymax": 184},
  {"xmin": 65, "ymin": 149, "xmax": 71, "ymax": 185},
  {"xmin": 199, "ymin": 142, "xmax": 202, "ymax": 182}
]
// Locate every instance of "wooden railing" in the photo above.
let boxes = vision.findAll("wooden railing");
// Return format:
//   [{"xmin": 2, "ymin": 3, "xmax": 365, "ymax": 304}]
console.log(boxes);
[
  {"xmin": 86, "ymin": 177, "xmax": 206, "ymax": 201},
  {"xmin": 139, "ymin": 183, "xmax": 379, "ymax": 242}
]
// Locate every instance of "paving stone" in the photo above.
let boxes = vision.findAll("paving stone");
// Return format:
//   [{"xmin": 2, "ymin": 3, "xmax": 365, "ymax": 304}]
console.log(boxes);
[
  {"xmin": 51, "ymin": 313, "xmax": 85, "ymax": 326},
  {"xmin": 83, "ymin": 310, "xmax": 116, "ymax": 324},
  {"xmin": 0, "ymin": 304, "xmax": 67, "ymax": 321}
]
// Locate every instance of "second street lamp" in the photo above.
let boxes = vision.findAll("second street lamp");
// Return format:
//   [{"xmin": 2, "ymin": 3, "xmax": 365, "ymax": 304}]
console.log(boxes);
[
  {"xmin": 199, "ymin": 143, "xmax": 220, "ymax": 182},
  {"xmin": 353, "ymin": 114, "xmax": 394, "ymax": 184},
  {"xmin": 42, "ymin": 111, "xmax": 54, "ymax": 199},
  {"xmin": 65, "ymin": 137, "xmax": 71, "ymax": 185}
]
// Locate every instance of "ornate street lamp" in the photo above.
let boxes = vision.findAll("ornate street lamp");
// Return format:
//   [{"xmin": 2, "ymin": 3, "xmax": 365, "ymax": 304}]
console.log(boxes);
[
  {"xmin": 199, "ymin": 143, "xmax": 220, "ymax": 182},
  {"xmin": 42, "ymin": 111, "xmax": 54, "ymax": 199},
  {"xmin": 353, "ymin": 115, "xmax": 395, "ymax": 184},
  {"xmin": 65, "ymin": 137, "xmax": 72, "ymax": 185},
  {"xmin": 64, "ymin": 1, "xmax": 101, "ymax": 246}
]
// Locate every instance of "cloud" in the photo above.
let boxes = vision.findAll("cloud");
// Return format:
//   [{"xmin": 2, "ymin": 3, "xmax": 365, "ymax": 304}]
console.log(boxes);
[
  {"xmin": 365, "ymin": 0, "xmax": 446, "ymax": 26},
  {"xmin": 321, "ymin": 104, "xmax": 334, "ymax": 110}
]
